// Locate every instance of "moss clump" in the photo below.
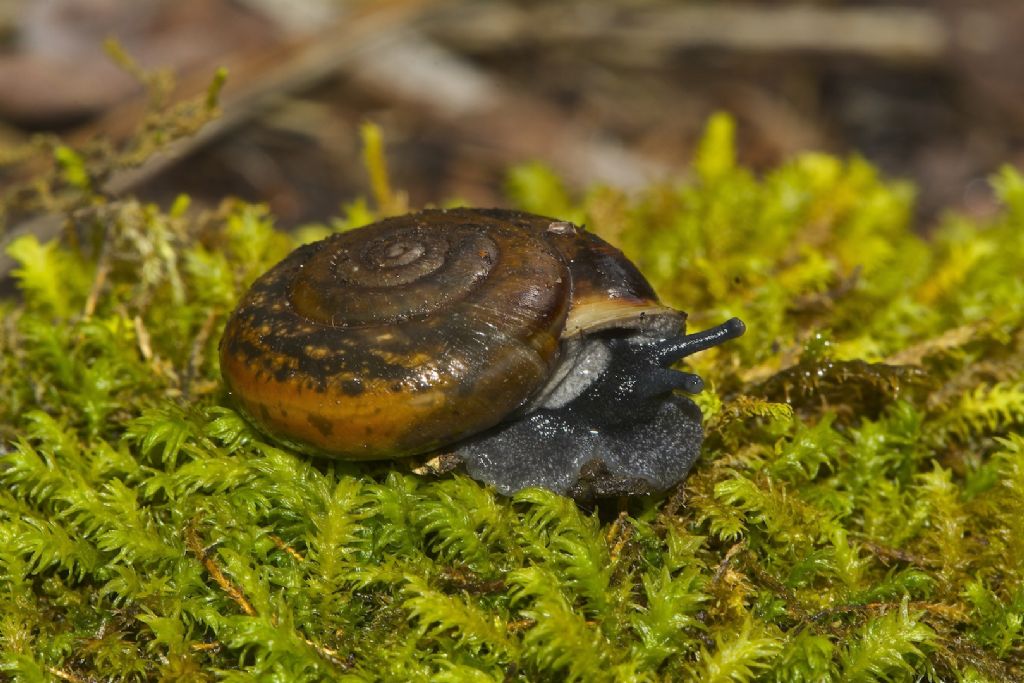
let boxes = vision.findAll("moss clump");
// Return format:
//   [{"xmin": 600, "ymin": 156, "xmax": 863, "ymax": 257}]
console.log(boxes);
[{"xmin": 1, "ymin": 114, "xmax": 1023, "ymax": 681}]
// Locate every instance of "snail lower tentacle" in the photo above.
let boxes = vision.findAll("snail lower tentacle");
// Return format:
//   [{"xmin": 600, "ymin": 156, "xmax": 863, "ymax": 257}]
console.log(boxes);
[{"xmin": 653, "ymin": 317, "xmax": 747, "ymax": 364}]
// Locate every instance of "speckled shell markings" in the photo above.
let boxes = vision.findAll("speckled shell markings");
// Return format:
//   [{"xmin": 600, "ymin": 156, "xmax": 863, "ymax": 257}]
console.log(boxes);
[{"xmin": 220, "ymin": 209, "xmax": 573, "ymax": 459}]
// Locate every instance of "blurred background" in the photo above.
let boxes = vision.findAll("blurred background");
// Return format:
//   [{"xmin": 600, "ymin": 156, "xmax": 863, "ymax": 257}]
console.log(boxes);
[{"xmin": 1, "ymin": 0, "xmax": 1022, "ymax": 229}]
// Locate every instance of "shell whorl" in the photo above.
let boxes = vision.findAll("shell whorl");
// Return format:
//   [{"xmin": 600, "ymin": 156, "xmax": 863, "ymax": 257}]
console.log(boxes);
[
  {"xmin": 290, "ymin": 222, "xmax": 500, "ymax": 326},
  {"xmin": 219, "ymin": 209, "xmax": 572, "ymax": 459}
]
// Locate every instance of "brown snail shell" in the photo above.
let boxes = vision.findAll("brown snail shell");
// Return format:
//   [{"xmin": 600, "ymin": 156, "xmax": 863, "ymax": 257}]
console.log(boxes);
[{"xmin": 219, "ymin": 208, "xmax": 682, "ymax": 460}]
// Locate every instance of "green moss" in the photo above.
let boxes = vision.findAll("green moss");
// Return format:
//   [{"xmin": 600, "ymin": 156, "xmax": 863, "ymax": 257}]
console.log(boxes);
[{"xmin": 1, "ymin": 112, "xmax": 1023, "ymax": 681}]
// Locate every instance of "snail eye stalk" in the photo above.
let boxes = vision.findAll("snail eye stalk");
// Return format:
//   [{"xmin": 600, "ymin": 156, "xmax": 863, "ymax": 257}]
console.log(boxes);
[{"xmin": 653, "ymin": 317, "xmax": 747, "ymax": 365}]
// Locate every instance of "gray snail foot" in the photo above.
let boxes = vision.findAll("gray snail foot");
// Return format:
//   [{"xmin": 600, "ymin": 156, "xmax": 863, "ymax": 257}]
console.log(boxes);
[{"xmin": 455, "ymin": 394, "xmax": 703, "ymax": 500}]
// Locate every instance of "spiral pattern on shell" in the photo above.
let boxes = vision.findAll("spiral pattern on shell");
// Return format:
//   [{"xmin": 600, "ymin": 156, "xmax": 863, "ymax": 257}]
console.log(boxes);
[{"xmin": 220, "ymin": 209, "xmax": 574, "ymax": 459}]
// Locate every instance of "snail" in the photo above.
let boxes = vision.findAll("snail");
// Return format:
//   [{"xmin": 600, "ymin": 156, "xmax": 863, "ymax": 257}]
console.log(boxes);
[{"xmin": 219, "ymin": 208, "xmax": 745, "ymax": 499}]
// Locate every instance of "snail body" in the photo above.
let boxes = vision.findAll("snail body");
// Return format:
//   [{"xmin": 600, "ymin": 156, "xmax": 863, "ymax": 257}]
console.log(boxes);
[{"xmin": 220, "ymin": 208, "xmax": 744, "ymax": 498}]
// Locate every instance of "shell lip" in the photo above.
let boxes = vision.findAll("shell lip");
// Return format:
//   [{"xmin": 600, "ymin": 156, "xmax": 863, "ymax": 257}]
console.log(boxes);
[{"xmin": 561, "ymin": 301, "xmax": 686, "ymax": 340}]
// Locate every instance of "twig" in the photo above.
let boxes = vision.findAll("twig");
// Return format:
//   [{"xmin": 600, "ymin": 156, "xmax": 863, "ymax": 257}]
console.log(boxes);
[
  {"xmin": 605, "ymin": 511, "xmax": 633, "ymax": 564},
  {"xmin": 133, "ymin": 314, "xmax": 153, "ymax": 362},
  {"xmin": 185, "ymin": 520, "xmax": 257, "ymax": 616},
  {"xmin": 857, "ymin": 537, "xmax": 937, "ymax": 568},
  {"xmin": 46, "ymin": 666, "xmax": 85, "ymax": 683},
  {"xmin": 809, "ymin": 599, "xmax": 968, "ymax": 624},
  {"xmin": 82, "ymin": 222, "xmax": 113, "ymax": 320},
  {"xmin": 191, "ymin": 641, "xmax": 221, "ymax": 652},
  {"xmin": 269, "ymin": 533, "xmax": 306, "ymax": 562},
  {"xmin": 301, "ymin": 636, "xmax": 350, "ymax": 670},
  {"xmin": 712, "ymin": 540, "xmax": 747, "ymax": 585},
  {"xmin": 433, "ymin": 3, "xmax": 948, "ymax": 61},
  {"xmin": 506, "ymin": 618, "xmax": 535, "ymax": 633}
]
